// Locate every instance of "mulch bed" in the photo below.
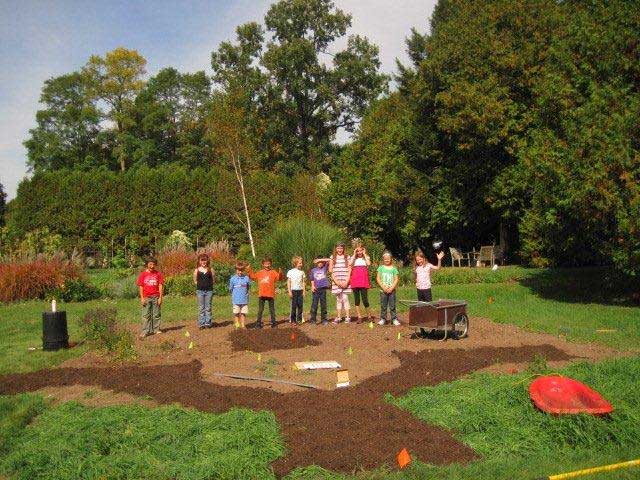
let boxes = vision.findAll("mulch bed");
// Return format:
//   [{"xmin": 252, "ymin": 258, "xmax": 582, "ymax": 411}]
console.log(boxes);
[
  {"xmin": 0, "ymin": 344, "xmax": 574, "ymax": 477},
  {"xmin": 229, "ymin": 327, "xmax": 321, "ymax": 352}
]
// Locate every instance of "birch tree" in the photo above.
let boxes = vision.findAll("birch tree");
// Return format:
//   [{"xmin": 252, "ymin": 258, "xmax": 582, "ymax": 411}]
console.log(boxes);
[{"xmin": 207, "ymin": 93, "xmax": 257, "ymax": 258}]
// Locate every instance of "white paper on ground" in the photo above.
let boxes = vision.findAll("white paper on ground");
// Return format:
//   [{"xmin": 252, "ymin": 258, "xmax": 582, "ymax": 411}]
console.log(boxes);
[{"xmin": 294, "ymin": 361, "xmax": 342, "ymax": 370}]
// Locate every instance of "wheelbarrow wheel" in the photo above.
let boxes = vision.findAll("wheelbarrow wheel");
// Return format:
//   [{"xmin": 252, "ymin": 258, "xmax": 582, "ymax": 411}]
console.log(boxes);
[{"xmin": 453, "ymin": 313, "xmax": 468, "ymax": 339}]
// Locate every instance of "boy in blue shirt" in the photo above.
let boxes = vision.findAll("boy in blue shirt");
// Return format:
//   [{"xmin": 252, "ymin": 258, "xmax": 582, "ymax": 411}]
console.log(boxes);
[{"xmin": 228, "ymin": 261, "xmax": 252, "ymax": 329}]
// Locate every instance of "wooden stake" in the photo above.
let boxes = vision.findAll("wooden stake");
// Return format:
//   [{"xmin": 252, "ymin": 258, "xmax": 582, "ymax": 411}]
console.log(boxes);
[{"xmin": 212, "ymin": 372, "xmax": 318, "ymax": 389}]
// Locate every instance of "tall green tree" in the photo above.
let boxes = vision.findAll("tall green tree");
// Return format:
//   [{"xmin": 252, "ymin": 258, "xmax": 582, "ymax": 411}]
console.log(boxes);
[
  {"xmin": 396, "ymin": 0, "xmax": 567, "ymax": 256},
  {"xmin": 24, "ymin": 72, "xmax": 103, "ymax": 171},
  {"xmin": 132, "ymin": 68, "xmax": 212, "ymax": 167},
  {"xmin": 396, "ymin": 0, "xmax": 639, "ymax": 273},
  {"xmin": 490, "ymin": 0, "xmax": 640, "ymax": 272},
  {"xmin": 211, "ymin": 0, "xmax": 388, "ymax": 172},
  {"xmin": 83, "ymin": 47, "xmax": 147, "ymax": 171}
]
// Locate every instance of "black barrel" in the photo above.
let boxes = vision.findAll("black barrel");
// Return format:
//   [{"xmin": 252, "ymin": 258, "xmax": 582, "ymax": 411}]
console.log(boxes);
[{"xmin": 42, "ymin": 311, "xmax": 69, "ymax": 351}]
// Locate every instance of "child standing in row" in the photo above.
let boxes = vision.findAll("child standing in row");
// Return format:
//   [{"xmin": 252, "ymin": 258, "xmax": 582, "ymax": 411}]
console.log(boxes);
[
  {"xmin": 137, "ymin": 257, "xmax": 164, "ymax": 337},
  {"xmin": 329, "ymin": 242, "xmax": 351, "ymax": 323},
  {"xmin": 309, "ymin": 258, "xmax": 330, "ymax": 324},
  {"xmin": 415, "ymin": 250, "xmax": 444, "ymax": 302},
  {"xmin": 349, "ymin": 244, "xmax": 372, "ymax": 323},
  {"xmin": 248, "ymin": 257, "xmax": 281, "ymax": 329},
  {"xmin": 377, "ymin": 251, "xmax": 400, "ymax": 326},
  {"xmin": 193, "ymin": 253, "xmax": 214, "ymax": 329},
  {"xmin": 287, "ymin": 256, "xmax": 306, "ymax": 324},
  {"xmin": 229, "ymin": 262, "xmax": 252, "ymax": 328}
]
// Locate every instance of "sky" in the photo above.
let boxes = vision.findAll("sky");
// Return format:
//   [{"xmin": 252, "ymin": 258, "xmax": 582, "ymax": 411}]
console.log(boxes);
[{"xmin": 0, "ymin": 0, "xmax": 436, "ymax": 200}]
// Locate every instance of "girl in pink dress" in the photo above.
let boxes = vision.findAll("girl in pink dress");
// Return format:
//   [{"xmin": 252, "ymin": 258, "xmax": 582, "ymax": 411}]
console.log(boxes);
[{"xmin": 349, "ymin": 243, "xmax": 372, "ymax": 323}]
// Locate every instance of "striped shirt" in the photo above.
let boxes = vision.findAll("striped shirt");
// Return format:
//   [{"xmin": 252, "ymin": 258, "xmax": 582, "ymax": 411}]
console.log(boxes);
[{"xmin": 330, "ymin": 255, "xmax": 352, "ymax": 294}]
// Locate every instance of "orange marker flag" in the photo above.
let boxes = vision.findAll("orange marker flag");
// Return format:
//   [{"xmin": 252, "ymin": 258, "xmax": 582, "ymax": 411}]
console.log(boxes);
[{"xmin": 397, "ymin": 448, "xmax": 411, "ymax": 469}]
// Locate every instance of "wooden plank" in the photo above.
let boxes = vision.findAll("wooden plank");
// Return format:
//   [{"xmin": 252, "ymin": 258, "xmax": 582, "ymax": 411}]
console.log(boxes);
[
  {"xmin": 294, "ymin": 361, "xmax": 341, "ymax": 370},
  {"xmin": 212, "ymin": 372, "xmax": 318, "ymax": 389}
]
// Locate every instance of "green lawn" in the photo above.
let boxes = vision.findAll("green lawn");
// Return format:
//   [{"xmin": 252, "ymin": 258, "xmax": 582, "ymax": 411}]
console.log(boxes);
[
  {"xmin": 1, "ymin": 268, "xmax": 639, "ymax": 479},
  {"xmin": 1, "ymin": 357, "xmax": 639, "ymax": 479}
]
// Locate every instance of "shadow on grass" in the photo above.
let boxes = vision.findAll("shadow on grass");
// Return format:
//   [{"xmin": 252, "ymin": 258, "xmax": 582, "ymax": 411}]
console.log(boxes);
[{"xmin": 519, "ymin": 267, "xmax": 640, "ymax": 306}]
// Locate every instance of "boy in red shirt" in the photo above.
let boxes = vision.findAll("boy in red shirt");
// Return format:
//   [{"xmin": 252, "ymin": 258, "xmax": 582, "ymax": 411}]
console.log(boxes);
[
  {"xmin": 136, "ymin": 257, "xmax": 164, "ymax": 338},
  {"xmin": 247, "ymin": 257, "xmax": 282, "ymax": 329}
]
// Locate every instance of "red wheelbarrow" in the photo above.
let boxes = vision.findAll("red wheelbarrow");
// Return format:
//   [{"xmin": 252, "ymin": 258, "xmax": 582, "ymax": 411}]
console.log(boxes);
[{"xmin": 400, "ymin": 299, "xmax": 469, "ymax": 341}]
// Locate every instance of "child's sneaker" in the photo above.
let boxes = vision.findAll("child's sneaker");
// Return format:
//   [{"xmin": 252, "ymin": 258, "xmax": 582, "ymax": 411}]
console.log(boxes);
[
  {"xmin": 392, "ymin": 319, "xmax": 401, "ymax": 326},
  {"xmin": 344, "ymin": 317, "xmax": 351, "ymax": 324},
  {"xmin": 332, "ymin": 317, "xmax": 340, "ymax": 324},
  {"xmin": 378, "ymin": 319, "xmax": 386, "ymax": 326}
]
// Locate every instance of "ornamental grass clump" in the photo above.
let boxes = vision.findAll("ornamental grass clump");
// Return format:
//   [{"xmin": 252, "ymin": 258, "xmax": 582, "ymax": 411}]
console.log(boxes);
[
  {"xmin": 158, "ymin": 239, "xmax": 235, "ymax": 277},
  {"xmin": 0, "ymin": 257, "xmax": 83, "ymax": 303},
  {"xmin": 262, "ymin": 217, "xmax": 343, "ymax": 269}
]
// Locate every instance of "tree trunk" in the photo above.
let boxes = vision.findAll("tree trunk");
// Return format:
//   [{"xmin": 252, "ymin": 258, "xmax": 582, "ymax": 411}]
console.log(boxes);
[
  {"xmin": 238, "ymin": 174, "xmax": 256, "ymax": 258},
  {"xmin": 230, "ymin": 149, "xmax": 256, "ymax": 258},
  {"xmin": 117, "ymin": 119, "xmax": 126, "ymax": 171}
]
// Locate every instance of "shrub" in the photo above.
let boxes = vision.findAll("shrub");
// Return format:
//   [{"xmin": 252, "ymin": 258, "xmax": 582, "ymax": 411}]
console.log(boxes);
[
  {"xmin": 79, "ymin": 308, "xmax": 135, "ymax": 360},
  {"xmin": 0, "ymin": 257, "xmax": 83, "ymax": 303},
  {"xmin": 104, "ymin": 275, "xmax": 139, "ymax": 299},
  {"xmin": 16, "ymin": 227, "xmax": 62, "ymax": 258},
  {"xmin": 163, "ymin": 230, "xmax": 192, "ymax": 250},
  {"xmin": 394, "ymin": 265, "xmax": 535, "ymax": 287},
  {"xmin": 49, "ymin": 278, "xmax": 101, "ymax": 302},
  {"xmin": 157, "ymin": 248, "xmax": 195, "ymax": 276},
  {"xmin": 261, "ymin": 217, "xmax": 343, "ymax": 270}
]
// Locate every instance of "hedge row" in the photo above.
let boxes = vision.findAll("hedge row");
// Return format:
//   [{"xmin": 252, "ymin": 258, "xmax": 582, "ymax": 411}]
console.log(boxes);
[{"xmin": 6, "ymin": 165, "xmax": 322, "ymax": 254}]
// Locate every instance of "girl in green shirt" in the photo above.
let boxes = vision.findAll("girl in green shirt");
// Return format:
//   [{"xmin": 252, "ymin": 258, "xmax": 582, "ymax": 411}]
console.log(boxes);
[{"xmin": 376, "ymin": 252, "xmax": 400, "ymax": 326}]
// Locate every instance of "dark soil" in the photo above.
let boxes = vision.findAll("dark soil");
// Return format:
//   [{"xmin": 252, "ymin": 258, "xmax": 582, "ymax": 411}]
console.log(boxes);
[
  {"xmin": 0, "ymin": 344, "xmax": 574, "ymax": 477},
  {"xmin": 230, "ymin": 327, "xmax": 321, "ymax": 352}
]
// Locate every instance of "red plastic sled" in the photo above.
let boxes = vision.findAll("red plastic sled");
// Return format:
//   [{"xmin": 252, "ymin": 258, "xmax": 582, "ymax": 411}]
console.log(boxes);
[{"xmin": 529, "ymin": 375, "xmax": 613, "ymax": 415}]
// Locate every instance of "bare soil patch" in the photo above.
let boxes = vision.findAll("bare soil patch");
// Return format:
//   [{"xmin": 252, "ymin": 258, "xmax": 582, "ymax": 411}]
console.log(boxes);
[
  {"xmin": 229, "ymin": 327, "xmax": 321, "ymax": 352},
  {"xmin": 0, "ymin": 316, "xmax": 621, "ymax": 476}
]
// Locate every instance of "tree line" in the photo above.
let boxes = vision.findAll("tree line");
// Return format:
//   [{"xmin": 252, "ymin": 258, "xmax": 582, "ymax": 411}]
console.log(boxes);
[
  {"xmin": 6, "ymin": 0, "xmax": 639, "ymax": 275},
  {"xmin": 327, "ymin": 0, "xmax": 639, "ymax": 274},
  {"xmin": 5, "ymin": 166, "xmax": 321, "ymax": 255}
]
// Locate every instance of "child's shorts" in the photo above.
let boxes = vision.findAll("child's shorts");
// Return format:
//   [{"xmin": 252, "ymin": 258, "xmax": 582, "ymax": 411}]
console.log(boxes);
[{"xmin": 233, "ymin": 304, "xmax": 248, "ymax": 314}]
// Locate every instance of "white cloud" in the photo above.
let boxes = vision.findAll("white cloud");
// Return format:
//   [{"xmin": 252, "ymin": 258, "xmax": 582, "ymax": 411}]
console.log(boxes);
[{"xmin": 333, "ymin": 0, "xmax": 435, "ymax": 74}]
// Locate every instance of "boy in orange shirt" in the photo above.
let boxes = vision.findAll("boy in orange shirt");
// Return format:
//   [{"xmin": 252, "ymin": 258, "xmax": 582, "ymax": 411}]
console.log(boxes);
[{"xmin": 247, "ymin": 257, "xmax": 282, "ymax": 329}]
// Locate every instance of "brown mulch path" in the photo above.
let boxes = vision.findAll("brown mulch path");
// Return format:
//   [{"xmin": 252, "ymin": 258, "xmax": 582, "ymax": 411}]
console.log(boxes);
[
  {"xmin": 0, "ymin": 344, "xmax": 574, "ymax": 477},
  {"xmin": 229, "ymin": 327, "xmax": 321, "ymax": 352}
]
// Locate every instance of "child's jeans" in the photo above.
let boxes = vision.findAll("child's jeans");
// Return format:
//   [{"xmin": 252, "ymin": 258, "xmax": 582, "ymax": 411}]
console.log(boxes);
[
  {"xmin": 290, "ymin": 290, "xmax": 304, "ymax": 323},
  {"xmin": 142, "ymin": 296, "xmax": 161, "ymax": 334},
  {"xmin": 379, "ymin": 290, "xmax": 397, "ymax": 322},
  {"xmin": 310, "ymin": 287, "xmax": 328, "ymax": 322},
  {"xmin": 196, "ymin": 290, "xmax": 213, "ymax": 327},
  {"xmin": 257, "ymin": 296, "xmax": 276, "ymax": 326}
]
